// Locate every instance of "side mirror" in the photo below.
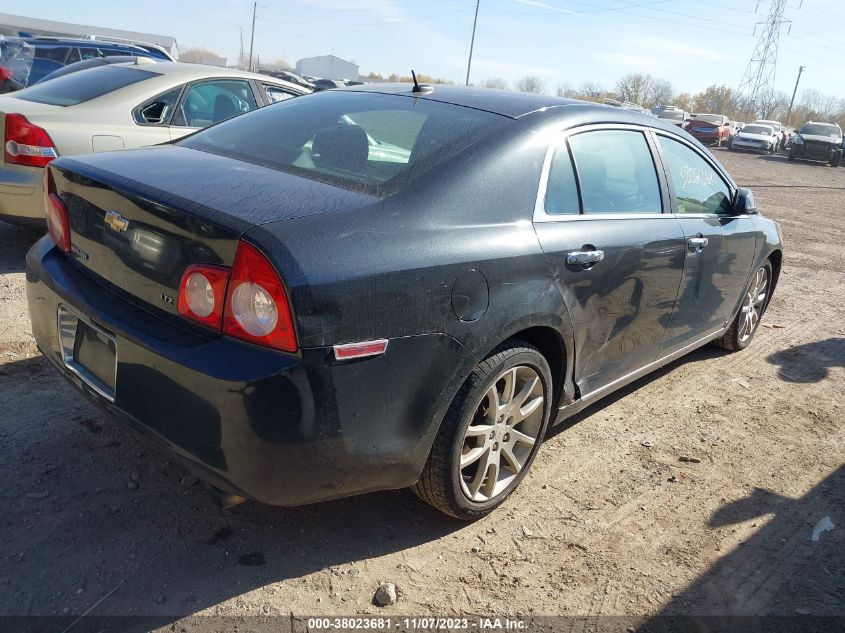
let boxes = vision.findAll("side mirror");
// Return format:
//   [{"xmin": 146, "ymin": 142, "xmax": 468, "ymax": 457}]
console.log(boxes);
[{"xmin": 734, "ymin": 187, "xmax": 757, "ymax": 215}]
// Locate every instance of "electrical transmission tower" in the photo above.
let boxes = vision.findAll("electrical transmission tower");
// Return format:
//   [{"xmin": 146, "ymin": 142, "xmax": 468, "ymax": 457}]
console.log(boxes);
[{"xmin": 737, "ymin": 0, "xmax": 791, "ymax": 118}]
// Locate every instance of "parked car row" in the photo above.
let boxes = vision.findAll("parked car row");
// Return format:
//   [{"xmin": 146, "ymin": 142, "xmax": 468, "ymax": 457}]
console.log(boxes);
[
  {"xmin": 0, "ymin": 34, "xmax": 174, "ymax": 93},
  {"xmin": 0, "ymin": 59, "xmax": 311, "ymax": 225}
]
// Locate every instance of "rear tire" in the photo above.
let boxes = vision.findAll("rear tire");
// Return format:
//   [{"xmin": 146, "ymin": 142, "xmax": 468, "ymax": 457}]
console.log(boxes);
[
  {"xmin": 412, "ymin": 341, "xmax": 552, "ymax": 520},
  {"xmin": 714, "ymin": 261, "xmax": 773, "ymax": 352}
]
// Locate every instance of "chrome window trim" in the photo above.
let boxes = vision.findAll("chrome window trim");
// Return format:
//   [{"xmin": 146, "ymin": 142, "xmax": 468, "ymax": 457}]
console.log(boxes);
[{"xmin": 533, "ymin": 123, "xmax": 669, "ymax": 224}]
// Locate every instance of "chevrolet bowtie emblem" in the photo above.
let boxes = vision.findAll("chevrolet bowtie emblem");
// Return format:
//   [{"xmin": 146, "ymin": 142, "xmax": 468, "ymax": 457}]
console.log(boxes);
[{"xmin": 104, "ymin": 210, "xmax": 129, "ymax": 233}]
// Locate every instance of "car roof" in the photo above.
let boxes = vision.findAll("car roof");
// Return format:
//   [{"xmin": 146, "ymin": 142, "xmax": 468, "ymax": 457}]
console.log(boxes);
[
  {"xmin": 104, "ymin": 61, "xmax": 308, "ymax": 90},
  {"xmin": 336, "ymin": 83, "xmax": 583, "ymax": 119},
  {"xmin": 327, "ymin": 83, "xmax": 696, "ymax": 135}
]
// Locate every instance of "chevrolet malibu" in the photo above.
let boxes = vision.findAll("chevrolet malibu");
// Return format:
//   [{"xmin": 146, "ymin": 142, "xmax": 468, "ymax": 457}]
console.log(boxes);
[{"xmin": 26, "ymin": 85, "xmax": 782, "ymax": 520}]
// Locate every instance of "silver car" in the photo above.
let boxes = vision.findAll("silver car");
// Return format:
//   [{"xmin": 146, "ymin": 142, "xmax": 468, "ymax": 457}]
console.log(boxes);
[{"xmin": 0, "ymin": 60, "xmax": 309, "ymax": 225}]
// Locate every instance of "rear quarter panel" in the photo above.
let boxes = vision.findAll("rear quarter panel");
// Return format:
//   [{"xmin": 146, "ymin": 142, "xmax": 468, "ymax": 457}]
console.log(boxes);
[{"xmin": 245, "ymin": 117, "xmax": 574, "ymax": 362}]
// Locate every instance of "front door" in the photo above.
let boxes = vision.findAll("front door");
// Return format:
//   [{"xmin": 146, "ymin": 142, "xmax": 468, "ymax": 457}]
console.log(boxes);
[
  {"xmin": 653, "ymin": 134, "xmax": 756, "ymax": 351},
  {"xmin": 533, "ymin": 128, "xmax": 687, "ymax": 396}
]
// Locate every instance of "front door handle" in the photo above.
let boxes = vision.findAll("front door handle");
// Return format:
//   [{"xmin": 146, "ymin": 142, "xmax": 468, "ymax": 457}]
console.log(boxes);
[
  {"xmin": 687, "ymin": 237, "xmax": 709, "ymax": 252},
  {"xmin": 566, "ymin": 250, "xmax": 605, "ymax": 265}
]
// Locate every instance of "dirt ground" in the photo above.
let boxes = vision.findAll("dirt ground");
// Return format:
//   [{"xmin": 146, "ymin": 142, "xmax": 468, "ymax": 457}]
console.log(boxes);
[{"xmin": 0, "ymin": 149, "xmax": 842, "ymax": 629}]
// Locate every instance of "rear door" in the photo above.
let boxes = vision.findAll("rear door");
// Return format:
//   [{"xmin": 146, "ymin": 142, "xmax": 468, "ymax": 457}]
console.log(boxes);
[
  {"xmin": 652, "ymin": 133, "xmax": 756, "ymax": 352},
  {"xmin": 533, "ymin": 125, "xmax": 687, "ymax": 396}
]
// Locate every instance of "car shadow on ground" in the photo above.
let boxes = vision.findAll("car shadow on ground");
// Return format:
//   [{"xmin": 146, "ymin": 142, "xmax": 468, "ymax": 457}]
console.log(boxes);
[
  {"xmin": 0, "ymin": 220, "xmax": 42, "ymax": 274},
  {"xmin": 766, "ymin": 338, "xmax": 845, "ymax": 383},
  {"xmin": 0, "ymin": 354, "xmax": 463, "ymax": 629},
  {"xmin": 637, "ymin": 466, "xmax": 844, "ymax": 631}
]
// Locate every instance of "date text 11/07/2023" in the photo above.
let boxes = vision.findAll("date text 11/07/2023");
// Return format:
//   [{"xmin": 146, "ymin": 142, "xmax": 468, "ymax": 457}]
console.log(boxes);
[{"xmin": 306, "ymin": 617, "xmax": 528, "ymax": 630}]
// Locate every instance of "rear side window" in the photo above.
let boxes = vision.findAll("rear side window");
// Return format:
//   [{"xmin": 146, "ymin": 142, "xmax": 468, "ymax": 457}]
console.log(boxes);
[
  {"xmin": 15, "ymin": 66, "xmax": 155, "ymax": 106},
  {"xmin": 264, "ymin": 84, "xmax": 297, "ymax": 103},
  {"xmin": 34, "ymin": 46, "xmax": 69, "ymax": 63},
  {"xmin": 544, "ymin": 145, "xmax": 580, "ymax": 215},
  {"xmin": 568, "ymin": 130, "xmax": 662, "ymax": 214},
  {"xmin": 180, "ymin": 90, "xmax": 508, "ymax": 196},
  {"xmin": 656, "ymin": 136, "xmax": 732, "ymax": 215}
]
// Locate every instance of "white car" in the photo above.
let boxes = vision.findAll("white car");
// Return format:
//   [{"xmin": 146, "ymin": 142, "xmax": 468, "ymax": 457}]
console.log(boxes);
[
  {"xmin": 0, "ymin": 60, "xmax": 310, "ymax": 225},
  {"xmin": 729, "ymin": 123, "xmax": 779, "ymax": 154}
]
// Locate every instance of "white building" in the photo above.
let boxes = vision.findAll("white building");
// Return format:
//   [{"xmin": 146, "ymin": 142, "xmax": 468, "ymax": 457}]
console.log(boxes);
[{"xmin": 295, "ymin": 55, "xmax": 358, "ymax": 81}]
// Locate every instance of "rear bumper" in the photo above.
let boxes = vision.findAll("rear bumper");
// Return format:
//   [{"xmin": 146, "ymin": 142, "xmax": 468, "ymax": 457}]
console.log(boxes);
[
  {"xmin": 690, "ymin": 132, "xmax": 721, "ymax": 144},
  {"xmin": 0, "ymin": 162, "xmax": 45, "ymax": 224},
  {"xmin": 26, "ymin": 237, "xmax": 476, "ymax": 506}
]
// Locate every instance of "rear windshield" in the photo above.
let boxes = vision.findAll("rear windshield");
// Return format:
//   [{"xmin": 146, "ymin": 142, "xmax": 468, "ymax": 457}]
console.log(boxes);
[
  {"xmin": 15, "ymin": 65, "xmax": 155, "ymax": 106},
  {"xmin": 799, "ymin": 123, "xmax": 841, "ymax": 137},
  {"xmin": 742, "ymin": 125, "xmax": 773, "ymax": 135},
  {"xmin": 658, "ymin": 110, "xmax": 684, "ymax": 120},
  {"xmin": 694, "ymin": 114, "xmax": 724, "ymax": 125},
  {"xmin": 179, "ymin": 90, "xmax": 508, "ymax": 196}
]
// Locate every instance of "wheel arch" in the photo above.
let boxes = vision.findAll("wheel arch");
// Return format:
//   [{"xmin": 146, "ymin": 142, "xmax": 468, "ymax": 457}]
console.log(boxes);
[{"xmin": 477, "ymin": 323, "xmax": 573, "ymax": 411}]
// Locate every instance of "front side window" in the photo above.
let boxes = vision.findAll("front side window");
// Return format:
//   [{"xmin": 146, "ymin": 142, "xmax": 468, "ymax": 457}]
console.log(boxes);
[
  {"xmin": 568, "ymin": 130, "xmax": 662, "ymax": 214},
  {"xmin": 179, "ymin": 90, "xmax": 508, "ymax": 196},
  {"xmin": 174, "ymin": 80, "xmax": 257, "ymax": 128},
  {"xmin": 656, "ymin": 136, "xmax": 732, "ymax": 215},
  {"xmin": 15, "ymin": 65, "xmax": 155, "ymax": 106}
]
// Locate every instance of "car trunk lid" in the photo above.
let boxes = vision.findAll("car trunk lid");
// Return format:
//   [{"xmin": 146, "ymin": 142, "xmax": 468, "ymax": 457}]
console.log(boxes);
[{"xmin": 49, "ymin": 145, "xmax": 376, "ymax": 320}]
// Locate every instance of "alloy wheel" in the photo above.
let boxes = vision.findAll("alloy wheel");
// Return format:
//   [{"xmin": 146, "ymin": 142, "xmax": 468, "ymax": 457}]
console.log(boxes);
[
  {"xmin": 459, "ymin": 366, "xmax": 545, "ymax": 502},
  {"xmin": 738, "ymin": 266, "xmax": 770, "ymax": 343}
]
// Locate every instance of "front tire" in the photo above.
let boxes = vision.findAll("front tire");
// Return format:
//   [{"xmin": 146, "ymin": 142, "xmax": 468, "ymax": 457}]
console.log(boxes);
[
  {"xmin": 714, "ymin": 261, "xmax": 773, "ymax": 352},
  {"xmin": 831, "ymin": 149, "xmax": 842, "ymax": 167},
  {"xmin": 412, "ymin": 341, "xmax": 552, "ymax": 520}
]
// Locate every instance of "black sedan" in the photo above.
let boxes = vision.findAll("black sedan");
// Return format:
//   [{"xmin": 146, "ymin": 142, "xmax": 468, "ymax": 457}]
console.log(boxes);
[{"xmin": 26, "ymin": 85, "xmax": 783, "ymax": 520}]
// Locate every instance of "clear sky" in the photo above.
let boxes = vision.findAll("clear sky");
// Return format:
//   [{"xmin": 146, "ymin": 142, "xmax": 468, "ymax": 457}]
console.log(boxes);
[{"xmin": 8, "ymin": 0, "xmax": 845, "ymax": 99}]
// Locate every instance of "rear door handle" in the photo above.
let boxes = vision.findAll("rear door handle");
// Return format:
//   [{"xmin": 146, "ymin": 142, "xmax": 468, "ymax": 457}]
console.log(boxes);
[
  {"xmin": 566, "ymin": 250, "xmax": 605, "ymax": 265},
  {"xmin": 687, "ymin": 237, "xmax": 709, "ymax": 252}
]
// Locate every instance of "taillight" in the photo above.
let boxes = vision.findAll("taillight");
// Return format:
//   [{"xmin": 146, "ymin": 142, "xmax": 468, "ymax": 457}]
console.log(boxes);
[
  {"xmin": 4, "ymin": 113, "xmax": 58, "ymax": 167},
  {"xmin": 177, "ymin": 264, "xmax": 230, "ymax": 330},
  {"xmin": 42, "ymin": 169, "xmax": 70, "ymax": 253},
  {"xmin": 223, "ymin": 241, "xmax": 297, "ymax": 352}
]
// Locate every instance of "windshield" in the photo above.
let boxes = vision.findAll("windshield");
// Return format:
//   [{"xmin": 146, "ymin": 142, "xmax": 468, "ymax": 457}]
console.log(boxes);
[
  {"xmin": 694, "ymin": 114, "xmax": 724, "ymax": 125},
  {"xmin": 742, "ymin": 125, "xmax": 773, "ymax": 135},
  {"xmin": 14, "ymin": 65, "xmax": 154, "ymax": 106},
  {"xmin": 799, "ymin": 123, "xmax": 841, "ymax": 137},
  {"xmin": 180, "ymin": 90, "xmax": 509, "ymax": 197},
  {"xmin": 658, "ymin": 110, "xmax": 684, "ymax": 120}
]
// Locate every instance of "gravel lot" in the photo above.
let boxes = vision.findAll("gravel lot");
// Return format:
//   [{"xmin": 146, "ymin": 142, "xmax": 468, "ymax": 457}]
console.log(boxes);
[{"xmin": 0, "ymin": 149, "xmax": 842, "ymax": 628}]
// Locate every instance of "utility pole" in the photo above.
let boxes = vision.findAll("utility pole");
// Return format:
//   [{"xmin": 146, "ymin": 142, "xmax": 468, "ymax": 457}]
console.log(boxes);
[
  {"xmin": 239, "ymin": 26, "xmax": 244, "ymax": 70},
  {"xmin": 465, "ymin": 0, "xmax": 480, "ymax": 86},
  {"xmin": 786, "ymin": 65, "xmax": 805, "ymax": 126},
  {"xmin": 248, "ymin": 1, "xmax": 257, "ymax": 72}
]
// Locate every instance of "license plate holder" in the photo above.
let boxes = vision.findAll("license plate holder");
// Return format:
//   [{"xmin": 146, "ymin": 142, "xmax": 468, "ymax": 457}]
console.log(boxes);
[{"xmin": 57, "ymin": 306, "xmax": 117, "ymax": 402}]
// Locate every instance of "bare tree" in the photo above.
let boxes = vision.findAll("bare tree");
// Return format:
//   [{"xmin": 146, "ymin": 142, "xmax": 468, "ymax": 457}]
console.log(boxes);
[
  {"xmin": 616, "ymin": 73, "xmax": 652, "ymax": 105},
  {"xmin": 179, "ymin": 47, "xmax": 224, "ymax": 64},
  {"xmin": 480, "ymin": 77, "xmax": 509, "ymax": 89},
  {"xmin": 692, "ymin": 84, "xmax": 739, "ymax": 117},
  {"xmin": 556, "ymin": 83, "xmax": 577, "ymax": 98},
  {"xmin": 649, "ymin": 78, "xmax": 675, "ymax": 108},
  {"xmin": 515, "ymin": 75, "xmax": 546, "ymax": 94}
]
